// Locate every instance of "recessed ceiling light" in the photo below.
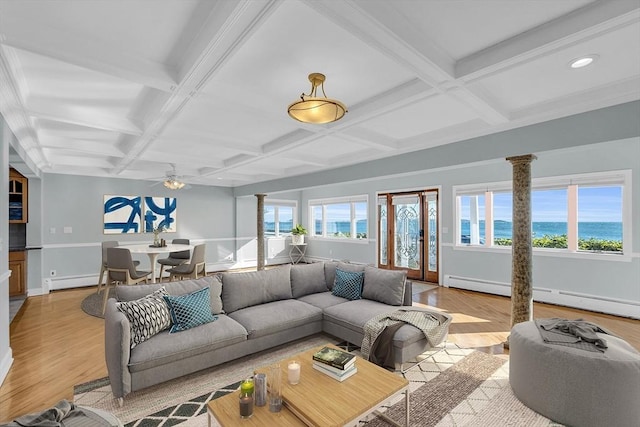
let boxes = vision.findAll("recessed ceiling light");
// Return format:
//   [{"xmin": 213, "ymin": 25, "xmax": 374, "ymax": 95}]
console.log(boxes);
[{"xmin": 569, "ymin": 55, "xmax": 598, "ymax": 69}]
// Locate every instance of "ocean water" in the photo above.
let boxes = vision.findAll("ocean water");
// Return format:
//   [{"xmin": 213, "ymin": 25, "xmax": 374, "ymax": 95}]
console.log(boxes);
[{"xmin": 461, "ymin": 220, "xmax": 622, "ymax": 241}]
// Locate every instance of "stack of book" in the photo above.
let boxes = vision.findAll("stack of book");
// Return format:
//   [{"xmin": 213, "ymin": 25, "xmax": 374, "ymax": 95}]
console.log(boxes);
[{"xmin": 312, "ymin": 346, "xmax": 357, "ymax": 382}]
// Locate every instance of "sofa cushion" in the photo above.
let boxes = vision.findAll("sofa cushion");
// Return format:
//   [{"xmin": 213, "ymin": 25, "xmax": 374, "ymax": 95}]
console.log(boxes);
[
  {"xmin": 228, "ymin": 299, "xmax": 323, "ymax": 339},
  {"xmin": 324, "ymin": 262, "xmax": 338, "ymax": 290},
  {"xmin": 116, "ymin": 287, "xmax": 172, "ymax": 349},
  {"xmin": 291, "ymin": 262, "xmax": 328, "ymax": 298},
  {"xmin": 362, "ymin": 266, "xmax": 406, "ymax": 306},
  {"xmin": 116, "ymin": 276, "xmax": 224, "ymax": 314},
  {"xmin": 163, "ymin": 287, "xmax": 218, "ymax": 333},
  {"xmin": 332, "ymin": 269, "xmax": 364, "ymax": 300},
  {"xmin": 323, "ymin": 299, "xmax": 429, "ymax": 347},
  {"xmin": 128, "ymin": 315, "xmax": 247, "ymax": 373},
  {"xmin": 297, "ymin": 291, "xmax": 348, "ymax": 310},
  {"xmin": 221, "ymin": 264, "xmax": 292, "ymax": 313}
]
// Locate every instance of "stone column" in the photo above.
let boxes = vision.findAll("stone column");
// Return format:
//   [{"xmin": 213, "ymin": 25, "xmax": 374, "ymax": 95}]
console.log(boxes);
[
  {"xmin": 506, "ymin": 154, "xmax": 537, "ymax": 330},
  {"xmin": 255, "ymin": 194, "xmax": 266, "ymax": 271}
]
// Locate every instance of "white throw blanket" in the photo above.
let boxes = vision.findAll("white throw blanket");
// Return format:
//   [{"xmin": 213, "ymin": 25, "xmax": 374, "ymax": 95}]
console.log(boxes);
[{"xmin": 361, "ymin": 308, "xmax": 452, "ymax": 361}]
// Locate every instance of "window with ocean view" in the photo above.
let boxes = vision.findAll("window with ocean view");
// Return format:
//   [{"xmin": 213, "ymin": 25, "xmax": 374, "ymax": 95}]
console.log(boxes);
[
  {"xmin": 455, "ymin": 171, "xmax": 628, "ymax": 255},
  {"xmin": 309, "ymin": 195, "xmax": 368, "ymax": 239},
  {"xmin": 264, "ymin": 201, "xmax": 295, "ymax": 237}
]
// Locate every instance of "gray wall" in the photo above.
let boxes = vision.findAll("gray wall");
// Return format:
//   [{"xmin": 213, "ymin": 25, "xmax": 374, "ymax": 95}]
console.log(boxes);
[
  {"xmin": 36, "ymin": 174, "xmax": 236, "ymax": 292},
  {"xmin": 233, "ymin": 102, "xmax": 640, "ymax": 317}
]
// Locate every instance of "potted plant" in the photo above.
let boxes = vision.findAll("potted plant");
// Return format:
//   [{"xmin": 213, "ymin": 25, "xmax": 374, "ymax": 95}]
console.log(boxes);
[{"xmin": 291, "ymin": 224, "xmax": 307, "ymax": 245}]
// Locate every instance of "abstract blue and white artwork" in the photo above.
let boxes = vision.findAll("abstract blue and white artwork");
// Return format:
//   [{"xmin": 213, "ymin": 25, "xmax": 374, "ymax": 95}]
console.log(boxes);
[
  {"xmin": 103, "ymin": 195, "xmax": 142, "ymax": 234},
  {"xmin": 143, "ymin": 197, "xmax": 177, "ymax": 233}
]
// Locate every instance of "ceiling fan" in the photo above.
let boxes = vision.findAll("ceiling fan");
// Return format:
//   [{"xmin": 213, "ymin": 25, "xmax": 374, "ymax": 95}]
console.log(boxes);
[{"xmin": 150, "ymin": 164, "xmax": 191, "ymax": 190}]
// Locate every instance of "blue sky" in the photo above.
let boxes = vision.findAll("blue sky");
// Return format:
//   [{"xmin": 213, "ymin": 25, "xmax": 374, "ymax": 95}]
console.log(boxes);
[{"xmin": 462, "ymin": 186, "xmax": 622, "ymax": 222}]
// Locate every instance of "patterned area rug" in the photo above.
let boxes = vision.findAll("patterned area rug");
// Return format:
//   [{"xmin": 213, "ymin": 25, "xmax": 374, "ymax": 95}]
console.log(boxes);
[{"xmin": 74, "ymin": 334, "xmax": 561, "ymax": 427}]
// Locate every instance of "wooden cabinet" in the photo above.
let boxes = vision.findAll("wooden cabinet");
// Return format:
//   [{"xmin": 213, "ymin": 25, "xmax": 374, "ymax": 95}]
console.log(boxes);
[
  {"xmin": 9, "ymin": 251, "xmax": 26, "ymax": 297},
  {"xmin": 9, "ymin": 168, "xmax": 28, "ymax": 223}
]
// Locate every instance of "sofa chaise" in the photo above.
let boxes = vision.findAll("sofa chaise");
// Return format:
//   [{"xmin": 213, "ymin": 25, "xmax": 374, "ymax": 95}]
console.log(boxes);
[{"xmin": 104, "ymin": 261, "xmax": 451, "ymax": 401}]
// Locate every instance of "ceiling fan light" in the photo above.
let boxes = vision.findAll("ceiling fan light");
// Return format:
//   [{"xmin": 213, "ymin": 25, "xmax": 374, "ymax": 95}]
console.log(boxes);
[
  {"xmin": 288, "ymin": 73, "xmax": 347, "ymax": 124},
  {"xmin": 164, "ymin": 179, "xmax": 185, "ymax": 190}
]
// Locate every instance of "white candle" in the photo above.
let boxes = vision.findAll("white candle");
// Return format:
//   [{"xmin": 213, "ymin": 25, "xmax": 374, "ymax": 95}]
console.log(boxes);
[{"xmin": 288, "ymin": 361, "xmax": 300, "ymax": 385}]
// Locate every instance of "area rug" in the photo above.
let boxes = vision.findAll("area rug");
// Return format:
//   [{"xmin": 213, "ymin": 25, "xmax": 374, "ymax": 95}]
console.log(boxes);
[
  {"xmin": 81, "ymin": 289, "xmax": 114, "ymax": 319},
  {"xmin": 74, "ymin": 335, "xmax": 559, "ymax": 427}
]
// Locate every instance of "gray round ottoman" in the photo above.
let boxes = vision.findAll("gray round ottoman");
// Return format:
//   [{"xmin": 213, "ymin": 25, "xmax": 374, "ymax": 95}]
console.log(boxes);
[{"xmin": 509, "ymin": 321, "xmax": 640, "ymax": 427}]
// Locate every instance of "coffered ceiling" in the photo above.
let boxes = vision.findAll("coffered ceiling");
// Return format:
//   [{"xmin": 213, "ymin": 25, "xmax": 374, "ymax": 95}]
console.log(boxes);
[{"xmin": 1, "ymin": 1, "xmax": 639, "ymax": 187}]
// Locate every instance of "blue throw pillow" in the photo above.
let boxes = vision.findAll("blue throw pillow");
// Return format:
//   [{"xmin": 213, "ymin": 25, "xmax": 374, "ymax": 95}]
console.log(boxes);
[
  {"xmin": 163, "ymin": 287, "xmax": 217, "ymax": 333},
  {"xmin": 332, "ymin": 268, "xmax": 364, "ymax": 300}
]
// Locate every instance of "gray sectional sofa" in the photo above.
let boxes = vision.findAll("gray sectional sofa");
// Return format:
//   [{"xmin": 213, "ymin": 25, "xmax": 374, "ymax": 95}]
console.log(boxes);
[{"xmin": 104, "ymin": 261, "xmax": 450, "ymax": 400}]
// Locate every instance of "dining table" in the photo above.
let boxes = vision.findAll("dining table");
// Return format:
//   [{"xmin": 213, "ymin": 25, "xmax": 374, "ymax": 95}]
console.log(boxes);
[{"xmin": 117, "ymin": 243, "xmax": 193, "ymax": 283}]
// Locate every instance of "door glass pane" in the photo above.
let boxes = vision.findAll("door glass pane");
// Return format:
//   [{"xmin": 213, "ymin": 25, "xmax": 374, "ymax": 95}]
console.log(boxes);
[
  {"xmin": 393, "ymin": 197, "xmax": 420, "ymax": 270},
  {"xmin": 427, "ymin": 193, "xmax": 437, "ymax": 272},
  {"xmin": 379, "ymin": 202, "xmax": 387, "ymax": 265}
]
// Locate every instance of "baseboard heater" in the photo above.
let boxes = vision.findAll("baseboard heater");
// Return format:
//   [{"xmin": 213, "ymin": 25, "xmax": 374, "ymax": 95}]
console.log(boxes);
[{"xmin": 445, "ymin": 275, "xmax": 639, "ymax": 320}]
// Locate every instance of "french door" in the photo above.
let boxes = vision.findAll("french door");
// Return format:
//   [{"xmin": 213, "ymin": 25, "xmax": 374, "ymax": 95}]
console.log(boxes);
[{"xmin": 377, "ymin": 190, "xmax": 439, "ymax": 283}]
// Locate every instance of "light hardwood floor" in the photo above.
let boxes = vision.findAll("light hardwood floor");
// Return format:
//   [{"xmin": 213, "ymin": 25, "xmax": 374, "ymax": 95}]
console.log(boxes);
[{"xmin": 1, "ymin": 285, "xmax": 638, "ymax": 422}]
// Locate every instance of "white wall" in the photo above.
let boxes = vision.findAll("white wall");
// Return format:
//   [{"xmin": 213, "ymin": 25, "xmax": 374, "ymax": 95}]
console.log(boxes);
[{"xmin": 0, "ymin": 119, "xmax": 13, "ymax": 386}]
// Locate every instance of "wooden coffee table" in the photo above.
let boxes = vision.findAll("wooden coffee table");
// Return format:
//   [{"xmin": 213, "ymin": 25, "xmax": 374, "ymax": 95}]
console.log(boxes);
[
  {"xmin": 208, "ymin": 344, "xmax": 409, "ymax": 427},
  {"xmin": 259, "ymin": 344, "xmax": 409, "ymax": 427}
]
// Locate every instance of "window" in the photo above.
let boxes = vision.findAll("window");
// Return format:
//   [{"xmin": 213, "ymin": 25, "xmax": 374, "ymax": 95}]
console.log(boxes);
[
  {"xmin": 455, "ymin": 171, "xmax": 629, "ymax": 255},
  {"xmin": 309, "ymin": 195, "xmax": 368, "ymax": 239},
  {"xmin": 264, "ymin": 200, "xmax": 295, "ymax": 237}
]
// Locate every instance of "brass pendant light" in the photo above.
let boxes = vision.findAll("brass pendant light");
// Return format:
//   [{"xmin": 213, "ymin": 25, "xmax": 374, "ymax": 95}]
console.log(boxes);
[{"xmin": 288, "ymin": 73, "xmax": 347, "ymax": 124}]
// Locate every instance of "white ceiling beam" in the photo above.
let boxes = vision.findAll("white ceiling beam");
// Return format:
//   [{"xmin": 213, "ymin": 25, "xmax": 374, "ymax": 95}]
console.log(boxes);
[
  {"xmin": 158, "ymin": 132, "xmax": 264, "ymax": 156},
  {"xmin": 39, "ymin": 136, "xmax": 124, "ymax": 157},
  {"xmin": 0, "ymin": 46, "xmax": 48, "ymax": 173},
  {"xmin": 111, "ymin": 0, "xmax": 281, "ymax": 174},
  {"xmin": 339, "ymin": 127, "xmax": 398, "ymax": 151},
  {"xmin": 27, "ymin": 98, "xmax": 142, "ymax": 136},
  {"xmin": 308, "ymin": 0, "xmax": 509, "ymax": 125},
  {"xmin": 0, "ymin": 14, "xmax": 176, "ymax": 92},
  {"xmin": 456, "ymin": 1, "xmax": 640, "ymax": 80}
]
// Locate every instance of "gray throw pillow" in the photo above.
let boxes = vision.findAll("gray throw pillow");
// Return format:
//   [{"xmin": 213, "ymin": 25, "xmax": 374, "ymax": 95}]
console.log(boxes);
[
  {"xmin": 291, "ymin": 262, "xmax": 328, "ymax": 298},
  {"xmin": 221, "ymin": 264, "xmax": 292, "ymax": 313},
  {"xmin": 362, "ymin": 266, "xmax": 407, "ymax": 306}
]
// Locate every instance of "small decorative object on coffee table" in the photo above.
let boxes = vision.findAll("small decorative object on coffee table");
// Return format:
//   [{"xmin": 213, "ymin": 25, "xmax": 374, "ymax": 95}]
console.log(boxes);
[
  {"xmin": 288, "ymin": 360, "xmax": 300, "ymax": 385},
  {"xmin": 269, "ymin": 364, "xmax": 282, "ymax": 412},
  {"xmin": 312, "ymin": 346, "xmax": 356, "ymax": 370},
  {"xmin": 239, "ymin": 378, "xmax": 254, "ymax": 419},
  {"xmin": 254, "ymin": 373, "xmax": 267, "ymax": 407}
]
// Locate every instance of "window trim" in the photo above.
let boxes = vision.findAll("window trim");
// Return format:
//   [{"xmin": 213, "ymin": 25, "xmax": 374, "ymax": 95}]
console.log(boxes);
[
  {"xmin": 453, "ymin": 170, "xmax": 632, "ymax": 261},
  {"xmin": 264, "ymin": 199, "xmax": 297, "ymax": 237},
  {"xmin": 308, "ymin": 194, "xmax": 369, "ymax": 240}
]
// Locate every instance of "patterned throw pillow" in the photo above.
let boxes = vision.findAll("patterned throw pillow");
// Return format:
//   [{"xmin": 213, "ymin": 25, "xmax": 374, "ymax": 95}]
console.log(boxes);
[
  {"xmin": 116, "ymin": 287, "xmax": 172, "ymax": 349},
  {"xmin": 163, "ymin": 287, "xmax": 217, "ymax": 333},
  {"xmin": 331, "ymin": 268, "xmax": 364, "ymax": 300}
]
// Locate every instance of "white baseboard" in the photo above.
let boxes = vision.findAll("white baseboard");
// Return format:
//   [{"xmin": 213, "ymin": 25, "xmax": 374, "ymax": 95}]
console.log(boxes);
[
  {"xmin": 444, "ymin": 275, "xmax": 640, "ymax": 319},
  {"xmin": 0, "ymin": 347, "xmax": 14, "ymax": 388}
]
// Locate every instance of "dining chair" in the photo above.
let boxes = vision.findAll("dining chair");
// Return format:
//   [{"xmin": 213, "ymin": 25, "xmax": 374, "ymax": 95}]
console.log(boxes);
[
  {"xmin": 97, "ymin": 241, "xmax": 140, "ymax": 294},
  {"xmin": 102, "ymin": 247, "xmax": 152, "ymax": 314},
  {"xmin": 168, "ymin": 243, "xmax": 206, "ymax": 281},
  {"xmin": 157, "ymin": 238, "xmax": 190, "ymax": 281}
]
